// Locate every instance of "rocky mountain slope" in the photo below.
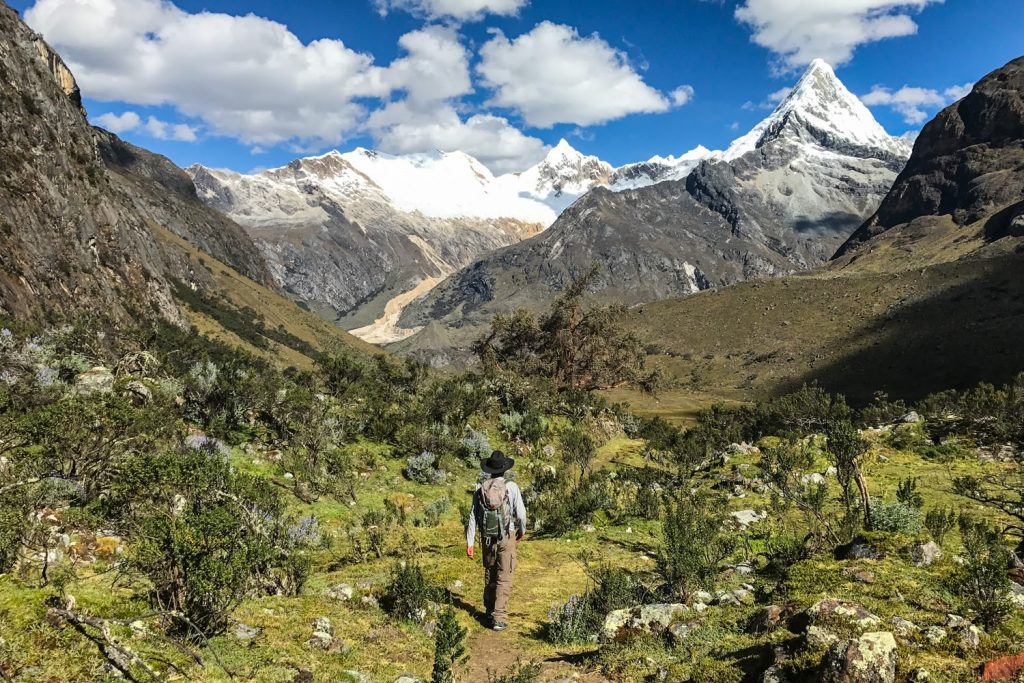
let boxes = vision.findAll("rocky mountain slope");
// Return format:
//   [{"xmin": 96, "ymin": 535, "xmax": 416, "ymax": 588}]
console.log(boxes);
[
  {"xmin": 188, "ymin": 139, "xmax": 713, "ymax": 344},
  {"xmin": 623, "ymin": 56, "xmax": 1024, "ymax": 404},
  {"xmin": 396, "ymin": 59, "xmax": 911, "ymax": 364},
  {"xmin": 0, "ymin": 2, "xmax": 369, "ymax": 360}
]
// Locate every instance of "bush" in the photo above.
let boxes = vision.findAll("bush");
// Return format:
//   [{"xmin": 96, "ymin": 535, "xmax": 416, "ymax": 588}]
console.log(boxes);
[
  {"xmin": 659, "ymin": 497, "xmax": 735, "ymax": 600},
  {"xmin": 431, "ymin": 606, "xmax": 466, "ymax": 683},
  {"xmin": 546, "ymin": 594, "xmax": 596, "ymax": 645},
  {"xmin": 924, "ymin": 508, "xmax": 957, "ymax": 546},
  {"xmin": 487, "ymin": 661, "xmax": 541, "ymax": 683},
  {"xmin": 405, "ymin": 451, "xmax": 446, "ymax": 485},
  {"xmin": 918, "ymin": 441, "xmax": 972, "ymax": 462},
  {"xmin": 895, "ymin": 478, "xmax": 924, "ymax": 508},
  {"xmin": 459, "ymin": 428, "xmax": 492, "ymax": 464},
  {"xmin": 382, "ymin": 561, "xmax": 440, "ymax": 622},
  {"xmin": 111, "ymin": 448, "xmax": 297, "ymax": 635},
  {"xmin": 419, "ymin": 497, "xmax": 451, "ymax": 528},
  {"xmin": 870, "ymin": 500, "xmax": 923, "ymax": 534},
  {"xmin": 545, "ymin": 566, "xmax": 643, "ymax": 644},
  {"xmin": 950, "ymin": 516, "xmax": 1012, "ymax": 629}
]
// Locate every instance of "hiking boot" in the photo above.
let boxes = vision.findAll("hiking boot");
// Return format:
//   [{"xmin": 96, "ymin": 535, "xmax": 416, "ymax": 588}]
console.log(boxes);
[{"xmin": 492, "ymin": 621, "xmax": 508, "ymax": 631}]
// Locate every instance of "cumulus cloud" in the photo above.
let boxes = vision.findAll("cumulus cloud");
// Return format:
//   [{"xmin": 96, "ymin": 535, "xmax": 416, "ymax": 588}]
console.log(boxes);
[
  {"xmin": 25, "ymin": 0, "xmax": 387, "ymax": 147},
  {"xmin": 861, "ymin": 82, "xmax": 973, "ymax": 124},
  {"xmin": 93, "ymin": 110, "xmax": 198, "ymax": 141},
  {"xmin": 670, "ymin": 85, "xmax": 695, "ymax": 107},
  {"xmin": 368, "ymin": 102, "xmax": 547, "ymax": 173},
  {"xmin": 373, "ymin": 0, "xmax": 528, "ymax": 21},
  {"xmin": 734, "ymin": 0, "xmax": 942, "ymax": 70},
  {"xmin": 477, "ymin": 21, "xmax": 687, "ymax": 127}
]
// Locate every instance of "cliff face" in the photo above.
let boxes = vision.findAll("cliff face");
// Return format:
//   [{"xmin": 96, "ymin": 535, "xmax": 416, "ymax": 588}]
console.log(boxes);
[
  {"xmin": 0, "ymin": 3, "xmax": 276, "ymax": 324},
  {"xmin": 838, "ymin": 56, "xmax": 1024, "ymax": 254}
]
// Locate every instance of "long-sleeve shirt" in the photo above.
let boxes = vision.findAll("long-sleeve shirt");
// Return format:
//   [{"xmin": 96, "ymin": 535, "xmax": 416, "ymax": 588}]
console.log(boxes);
[{"xmin": 466, "ymin": 478, "xmax": 526, "ymax": 548}]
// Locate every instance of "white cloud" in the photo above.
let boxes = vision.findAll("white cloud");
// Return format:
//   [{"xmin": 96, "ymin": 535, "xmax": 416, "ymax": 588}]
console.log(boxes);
[
  {"xmin": 860, "ymin": 82, "xmax": 972, "ymax": 124},
  {"xmin": 93, "ymin": 110, "xmax": 140, "ymax": 134},
  {"xmin": 900, "ymin": 129, "xmax": 920, "ymax": 143},
  {"xmin": 25, "ymin": 0, "xmax": 387, "ymax": 147},
  {"xmin": 734, "ymin": 0, "xmax": 942, "ymax": 70},
  {"xmin": 373, "ymin": 0, "xmax": 527, "ymax": 21},
  {"xmin": 742, "ymin": 85, "xmax": 792, "ymax": 111},
  {"xmin": 477, "ymin": 21, "xmax": 680, "ymax": 127},
  {"xmin": 93, "ymin": 110, "xmax": 197, "ymax": 141},
  {"xmin": 368, "ymin": 102, "xmax": 547, "ymax": 174},
  {"xmin": 670, "ymin": 85, "xmax": 695, "ymax": 107}
]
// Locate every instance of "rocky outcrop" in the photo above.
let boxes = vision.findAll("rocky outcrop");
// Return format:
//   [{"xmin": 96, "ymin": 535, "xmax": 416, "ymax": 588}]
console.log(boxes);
[
  {"xmin": 600, "ymin": 603, "xmax": 691, "ymax": 643},
  {"xmin": 819, "ymin": 631, "xmax": 898, "ymax": 683},
  {"xmin": 837, "ymin": 56, "xmax": 1024, "ymax": 255},
  {"xmin": 32, "ymin": 36, "xmax": 82, "ymax": 114}
]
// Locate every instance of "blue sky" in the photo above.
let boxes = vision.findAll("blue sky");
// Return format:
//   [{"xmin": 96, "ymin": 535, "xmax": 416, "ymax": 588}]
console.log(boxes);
[{"xmin": 11, "ymin": 0, "xmax": 1023, "ymax": 173}]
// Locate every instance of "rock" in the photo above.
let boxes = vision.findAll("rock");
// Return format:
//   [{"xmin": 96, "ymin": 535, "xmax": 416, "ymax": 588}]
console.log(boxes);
[
  {"xmin": 923, "ymin": 626, "xmax": 946, "ymax": 645},
  {"xmin": 600, "ymin": 603, "xmax": 690, "ymax": 643},
  {"xmin": 75, "ymin": 367, "xmax": 114, "ymax": 394},
  {"xmin": 825, "ymin": 466, "xmax": 838, "ymax": 477},
  {"xmin": 731, "ymin": 588, "xmax": 755, "ymax": 605},
  {"xmin": 802, "ymin": 473, "xmax": 826, "ymax": 486},
  {"xmin": 231, "ymin": 622, "xmax": 260, "ymax": 640},
  {"xmin": 692, "ymin": 602, "xmax": 708, "ymax": 613},
  {"xmin": 842, "ymin": 567, "xmax": 876, "ymax": 584},
  {"xmin": 820, "ymin": 631, "xmax": 897, "ymax": 683},
  {"xmin": 361, "ymin": 595, "xmax": 379, "ymax": 609},
  {"xmin": 806, "ymin": 624, "xmax": 839, "ymax": 649},
  {"xmin": 124, "ymin": 380, "xmax": 152, "ymax": 404},
  {"xmin": 733, "ymin": 564, "xmax": 754, "ymax": 575},
  {"xmin": 761, "ymin": 665, "xmax": 787, "ymax": 683},
  {"xmin": 449, "ymin": 579, "xmax": 464, "ymax": 591},
  {"xmin": 394, "ymin": 675, "xmax": 422, "ymax": 683},
  {"xmin": 728, "ymin": 442, "xmax": 761, "ymax": 456},
  {"xmin": 668, "ymin": 621, "xmax": 697, "ymax": 643},
  {"xmin": 899, "ymin": 412, "xmax": 923, "ymax": 424},
  {"xmin": 292, "ymin": 670, "xmax": 313, "ymax": 683},
  {"xmin": 326, "ymin": 583, "xmax": 354, "ymax": 601},
  {"xmin": 342, "ymin": 672, "xmax": 370, "ymax": 683},
  {"xmin": 311, "ymin": 616, "xmax": 333, "ymax": 636},
  {"xmin": 888, "ymin": 616, "xmax": 917, "ymax": 638},
  {"xmin": 955, "ymin": 624, "xmax": 981, "ymax": 650},
  {"xmin": 583, "ymin": 524, "xmax": 596, "ymax": 533},
  {"xmin": 752, "ymin": 605, "xmax": 789, "ymax": 633},
  {"xmin": 730, "ymin": 509, "xmax": 767, "ymax": 530},
  {"xmin": 791, "ymin": 598, "xmax": 881, "ymax": 634},
  {"xmin": 981, "ymin": 653, "xmax": 1024, "ymax": 681},
  {"xmin": 908, "ymin": 668, "xmax": 930, "ymax": 682},
  {"xmin": 695, "ymin": 590, "xmax": 714, "ymax": 604},
  {"xmin": 835, "ymin": 537, "xmax": 884, "ymax": 561},
  {"xmin": 184, "ymin": 434, "xmax": 229, "ymax": 455},
  {"xmin": 911, "ymin": 541, "xmax": 942, "ymax": 567}
]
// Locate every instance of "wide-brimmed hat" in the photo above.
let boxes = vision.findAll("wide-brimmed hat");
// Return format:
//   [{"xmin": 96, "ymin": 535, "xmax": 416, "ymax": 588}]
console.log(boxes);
[{"xmin": 480, "ymin": 450, "xmax": 515, "ymax": 475}]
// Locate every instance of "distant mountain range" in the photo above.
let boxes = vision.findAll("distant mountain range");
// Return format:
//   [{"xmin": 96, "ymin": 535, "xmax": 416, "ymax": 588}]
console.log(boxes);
[
  {"xmin": 186, "ymin": 137, "xmax": 715, "ymax": 343},
  {"xmin": 395, "ymin": 59, "xmax": 913, "ymax": 364}
]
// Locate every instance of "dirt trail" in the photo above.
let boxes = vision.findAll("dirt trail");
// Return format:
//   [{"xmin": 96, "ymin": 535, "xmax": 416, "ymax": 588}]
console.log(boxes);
[{"xmin": 461, "ymin": 629, "xmax": 611, "ymax": 682}]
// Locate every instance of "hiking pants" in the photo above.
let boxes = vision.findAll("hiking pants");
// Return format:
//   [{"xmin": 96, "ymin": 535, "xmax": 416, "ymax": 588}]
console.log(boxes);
[{"xmin": 482, "ymin": 537, "xmax": 516, "ymax": 622}]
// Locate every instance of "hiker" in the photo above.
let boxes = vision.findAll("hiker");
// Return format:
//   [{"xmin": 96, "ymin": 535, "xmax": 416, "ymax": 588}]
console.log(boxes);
[{"xmin": 466, "ymin": 450, "xmax": 526, "ymax": 631}]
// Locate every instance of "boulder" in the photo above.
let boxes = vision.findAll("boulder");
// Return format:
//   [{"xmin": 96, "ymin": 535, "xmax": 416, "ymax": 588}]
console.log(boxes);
[
  {"xmin": 311, "ymin": 616, "xmax": 334, "ymax": 636},
  {"xmin": 231, "ymin": 622, "xmax": 260, "ymax": 640},
  {"xmin": 981, "ymin": 653, "xmax": 1024, "ymax": 681},
  {"xmin": 600, "ymin": 603, "xmax": 690, "ymax": 643},
  {"xmin": 835, "ymin": 537, "xmax": 884, "ymax": 561},
  {"xmin": 326, "ymin": 583, "xmax": 354, "ymax": 601},
  {"xmin": 923, "ymin": 626, "xmax": 946, "ymax": 645},
  {"xmin": 394, "ymin": 675, "xmax": 422, "ymax": 683},
  {"xmin": 790, "ymin": 598, "xmax": 881, "ymax": 634},
  {"xmin": 819, "ymin": 631, "xmax": 897, "ymax": 683},
  {"xmin": 888, "ymin": 616, "xmax": 917, "ymax": 638},
  {"xmin": 911, "ymin": 541, "xmax": 942, "ymax": 568},
  {"xmin": 74, "ymin": 367, "xmax": 114, "ymax": 394},
  {"xmin": 730, "ymin": 509, "xmax": 767, "ymax": 530},
  {"xmin": 124, "ymin": 380, "xmax": 152, "ymax": 404},
  {"xmin": 899, "ymin": 412, "xmax": 923, "ymax": 424},
  {"xmin": 806, "ymin": 624, "xmax": 839, "ymax": 649}
]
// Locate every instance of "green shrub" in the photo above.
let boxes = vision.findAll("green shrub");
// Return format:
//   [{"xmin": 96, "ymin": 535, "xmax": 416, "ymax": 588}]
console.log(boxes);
[
  {"xmin": 950, "ymin": 516, "xmax": 1012, "ymax": 629},
  {"xmin": 659, "ymin": 497, "xmax": 735, "ymax": 600},
  {"xmin": 431, "ymin": 607, "xmax": 466, "ymax": 683},
  {"xmin": 546, "ymin": 594, "xmax": 597, "ymax": 644},
  {"xmin": 870, "ymin": 500, "xmax": 923, "ymax": 534},
  {"xmin": 381, "ymin": 561, "xmax": 440, "ymax": 622},
  {"xmin": 924, "ymin": 508, "xmax": 957, "ymax": 546},
  {"xmin": 405, "ymin": 451, "xmax": 446, "ymax": 485},
  {"xmin": 918, "ymin": 441, "xmax": 972, "ymax": 462},
  {"xmin": 419, "ymin": 497, "xmax": 451, "ymax": 528},
  {"xmin": 487, "ymin": 661, "xmax": 541, "ymax": 683},
  {"xmin": 895, "ymin": 478, "xmax": 924, "ymax": 508},
  {"xmin": 545, "ymin": 566, "xmax": 642, "ymax": 644}
]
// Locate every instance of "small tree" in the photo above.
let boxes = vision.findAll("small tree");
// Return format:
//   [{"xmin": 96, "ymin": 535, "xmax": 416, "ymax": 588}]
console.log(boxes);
[
  {"xmin": 826, "ymin": 420, "xmax": 872, "ymax": 531},
  {"xmin": 474, "ymin": 266, "xmax": 659, "ymax": 393},
  {"xmin": 431, "ymin": 607, "xmax": 467, "ymax": 683},
  {"xmin": 560, "ymin": 426, "xmax": 596, "ymax": 487},
  {"xmin": 951, "ymin": 516, "xmax": 1012, "ymax": 629}
]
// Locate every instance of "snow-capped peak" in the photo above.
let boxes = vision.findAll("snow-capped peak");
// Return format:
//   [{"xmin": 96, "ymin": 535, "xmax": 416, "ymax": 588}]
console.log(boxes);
[
  {"xmin": 724, "ymin": 58, "xmax": 911, "ymax": 161},
  {"xmin": 544, "ymin": 138, "xmax": 585, "ymax": 163}
]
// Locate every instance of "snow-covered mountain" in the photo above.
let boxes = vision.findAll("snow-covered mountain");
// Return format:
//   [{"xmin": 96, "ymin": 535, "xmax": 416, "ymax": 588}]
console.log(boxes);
[{"xmin": 397, "ymin": 59, "xmax": 914, "ymax": 364}]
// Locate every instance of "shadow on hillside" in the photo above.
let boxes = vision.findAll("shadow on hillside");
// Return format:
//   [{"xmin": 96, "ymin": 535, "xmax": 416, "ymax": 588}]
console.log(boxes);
[
  {"xmin": 779, "ymin": 252, "xmax": 1024, "ymax": 403},
  {"xmin": 791, "ymin": 211, "xmax": 862, "ymax": 236}
]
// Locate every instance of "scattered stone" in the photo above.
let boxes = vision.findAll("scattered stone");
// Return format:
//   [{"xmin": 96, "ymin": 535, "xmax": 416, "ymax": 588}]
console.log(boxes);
[
  {"xmin": 842, "ymin": 567, "xmax": 876, "ymax": 584},
  {"xmin": 923, "ymin": 626, "xmax": 947, "ymax": 645},
  {"xmin": 761, "ymin": 665, "xmax": 786, "ymax": 683},
  {"xmin": 911, "ymin": 541, "xmax": 942, "ymax": 568},
  {"xmin": 695, "ymin": 590, "xmax": 713, "ymax": 604},
  {"xmin": 124, "ymin": 380, "xmax": 152, "ymax": 404},
  {"xmin": 752, "ymin": 605, "xmax": 788, "ymax": 633},
  {"xmin": 981, "ymin": 652, "xmax": 1024, "ymax": 681},
  {"xmin": 311, "ymin": 616, "xmax": 333, "ymax": 635},
  {"xmin": 835, "ymin": 537, "xmax": 884, "ymax": 561},
  {"xmin": 900, "ymin": 412, "xmax": 923, "ymax": 424},
  {"xmin": 449, "ymin": 579, "xmax": 464, "ymax": 591},
  {"xmin": 889, "ymin": 616, "xmax": 918, "ymax": 638},
  {"xmin": 184, "ymin": 434, "xmax": 229, "ymax": 455},
  {"xmin": 692, "ymin": 602, "xmax": 708, "ymax": 613},
  {"xmin": 342, "ymin": 672, "xmax": 370, "ymax": 683},
  {"xmin": 825, "ymin": 466, "xmax": 838, "ymax": 477},
  {"xmin": 908, "ymin": 668, "xmax": 930, "ymax": 682},
  {"xmin": 394, "ymin": 674, "xmax": 422, "ymax": 683},
  {"xmin": 730, "ymin": 509, "xmax": 768, "ymax": 530},
  {"xmin": 75, "ymin": 367, "xmax": 115, "ymax": 394},
  {"xmin": 668, "ymin": 621, "xmax": 697, "ymax": 643},
  {"xmin": 423, "ymin": 620, "xmax": 437, "ymax": 637},
  {"xmin": 600, "ymin": 603, "xmax": 690, "ymax": 643},
  {"xmin": 583, "ymin": 524, "xmax": 596, "ymax": 533},
  {"xmin": 956, "ymin": 624, "xmax": 981, "ymax": 650},
  {"xmin": 728, "ymin": 442, "xmax": 761, "ymax": 456},
  {"xmin": 231, "ymin": 622, "xmax": 260, "ymax": 640},
  {"xmin": 326, "ymin": 583, "xmax": 354, "ymax": 601},
  {"xmin": 819, "ymin": 631, "xmax": 897, "ymax": 683}
]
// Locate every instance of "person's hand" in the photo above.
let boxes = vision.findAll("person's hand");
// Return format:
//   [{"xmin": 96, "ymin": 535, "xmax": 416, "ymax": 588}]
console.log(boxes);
[{"xmin": 467, "ymin": 546, "xmax": 474, "ymax": 559}]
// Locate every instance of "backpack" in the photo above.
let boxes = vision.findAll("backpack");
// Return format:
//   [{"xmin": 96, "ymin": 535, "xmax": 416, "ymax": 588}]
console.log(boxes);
[{"xmin": 479, "ymin": 478, "xmax": 512, "ymax": 543}]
